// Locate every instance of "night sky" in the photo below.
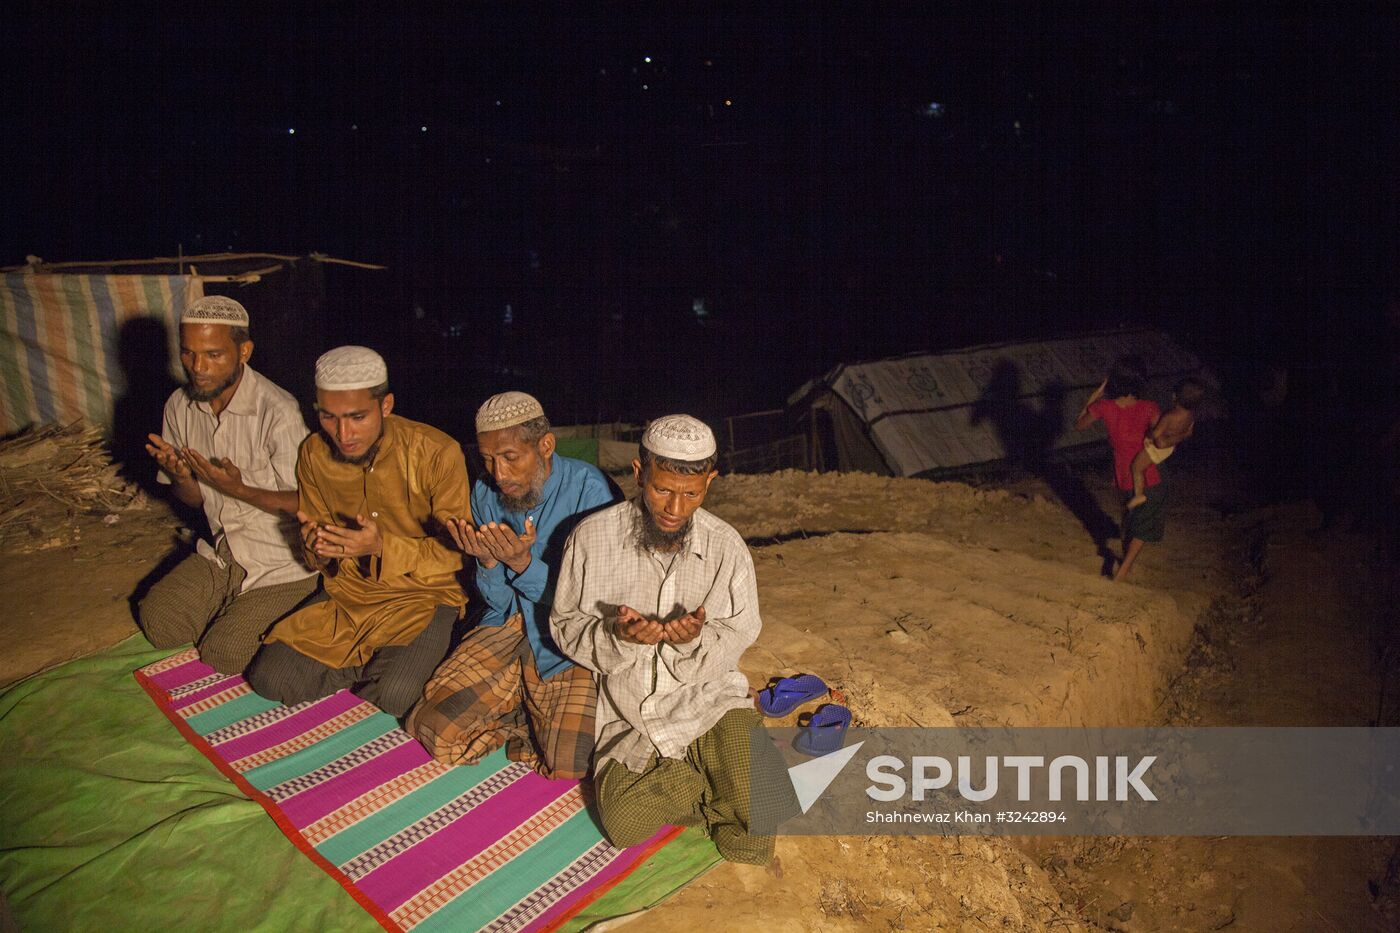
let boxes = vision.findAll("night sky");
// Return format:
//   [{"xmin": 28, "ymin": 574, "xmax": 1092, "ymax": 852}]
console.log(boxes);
[{"xmin": 7, "ymin": 4, "xmax": 1397, "ymax": 426}]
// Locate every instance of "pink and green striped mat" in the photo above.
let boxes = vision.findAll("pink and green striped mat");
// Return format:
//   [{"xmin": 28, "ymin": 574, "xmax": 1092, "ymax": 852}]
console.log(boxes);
[{"xmin": 134, "ymin": 647, "xmax": 713, "ymax": 932}]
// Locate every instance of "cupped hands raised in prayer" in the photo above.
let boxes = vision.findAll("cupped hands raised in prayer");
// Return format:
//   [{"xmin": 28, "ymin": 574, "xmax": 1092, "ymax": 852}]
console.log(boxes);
[
  {"xmin": 613, "ymin": 604, "xmax": 706, "ymax": 646},
  {"xmin": 445, "ymin": 517, "xmax": 536, "ymax": 574}
]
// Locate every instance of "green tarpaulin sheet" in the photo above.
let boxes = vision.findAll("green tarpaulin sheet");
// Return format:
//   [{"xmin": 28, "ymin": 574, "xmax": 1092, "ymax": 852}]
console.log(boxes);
[{"xmin": 0, "ymin": 636, "xmax": 717, "ymax": 931}]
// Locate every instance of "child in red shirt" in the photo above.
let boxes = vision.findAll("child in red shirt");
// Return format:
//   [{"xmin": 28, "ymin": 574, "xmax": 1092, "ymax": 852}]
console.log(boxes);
[{"xmin": 1075, "ymin": 359, "xmax": 1166, "ymax": 581}]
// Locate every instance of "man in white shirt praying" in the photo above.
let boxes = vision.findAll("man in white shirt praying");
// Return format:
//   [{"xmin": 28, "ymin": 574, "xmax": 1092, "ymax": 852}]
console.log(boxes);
[
  {"xmin": 550, "ymin": 414, "xmax": 796, "ymax": 864},
  {"xmin": 139, "ymin": 295, "xmax": 316, "ymax": 674}
]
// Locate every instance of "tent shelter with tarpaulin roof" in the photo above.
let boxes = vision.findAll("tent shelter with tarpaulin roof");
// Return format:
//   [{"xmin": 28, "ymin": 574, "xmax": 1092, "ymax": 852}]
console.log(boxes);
[
  {"xmin": 0, "ymin": 253, "xmax": 384, "ymax": 440},
  {"xmin": 790, "ymin": 329, "xmax": 1215, "ymax": 477}
]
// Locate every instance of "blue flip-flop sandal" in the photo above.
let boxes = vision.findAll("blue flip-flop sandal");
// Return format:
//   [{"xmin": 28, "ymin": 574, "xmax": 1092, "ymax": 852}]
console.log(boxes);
[
  {"xmin": 756, "ymin": 673, "xmax": 828, "ymax": 717},
  {"xmin": 793, "ymin": 703, "xmax": 852, "ymax": 757}
]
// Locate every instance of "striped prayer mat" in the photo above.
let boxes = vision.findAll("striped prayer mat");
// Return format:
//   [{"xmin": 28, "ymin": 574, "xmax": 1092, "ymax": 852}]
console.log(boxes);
[{"xmin": 135, "ymin": 648, "xmax": 684, "ymax": 933}]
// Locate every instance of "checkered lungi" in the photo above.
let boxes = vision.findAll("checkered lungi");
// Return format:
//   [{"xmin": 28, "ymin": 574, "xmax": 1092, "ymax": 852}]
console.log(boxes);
[
  {"xmin": 407, "ymin": 614, "xmax": 596, "ymax": 780},
  {"xmin": 594, "ymin": 707, "xmax": 798, "ymax": 865},
  {"xmin": 138, "ymin": 538, "xmax": 317, "ymax": 675}
]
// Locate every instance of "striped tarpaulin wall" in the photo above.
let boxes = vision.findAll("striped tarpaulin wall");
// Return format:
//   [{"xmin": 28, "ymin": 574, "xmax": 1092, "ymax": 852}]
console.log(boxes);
[{"xmin": 0, "ymin": 274, "xmax": 203, "ymax": 435}]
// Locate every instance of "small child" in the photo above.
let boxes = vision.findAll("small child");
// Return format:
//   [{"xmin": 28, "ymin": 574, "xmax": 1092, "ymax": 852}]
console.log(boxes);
[{"xmin": 1127, "ymin": 377, "xmax": 1206, "ymax": 509}]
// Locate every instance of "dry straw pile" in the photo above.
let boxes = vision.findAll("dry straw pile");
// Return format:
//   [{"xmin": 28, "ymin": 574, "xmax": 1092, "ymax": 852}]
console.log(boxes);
[{"xmin": 0, "ymin": 421, "xmax": 149, "ymax": 552}]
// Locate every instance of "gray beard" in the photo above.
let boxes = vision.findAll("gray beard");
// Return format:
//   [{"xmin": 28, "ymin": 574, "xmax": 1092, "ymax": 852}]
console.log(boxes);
[
  {"xmin": 184, "ymin": 364, "xmax": 243, "ymax": 402},
  {"xmin": 500, "ymin": 488, "xmax": 541, "ymax": 512},
  {"xmin": 498, "ymin": 470, "xmax": 546, "ymax": 512},
  {"xmin": 632, "ymin": 499, "xmax": 690, "ymax": 553}
]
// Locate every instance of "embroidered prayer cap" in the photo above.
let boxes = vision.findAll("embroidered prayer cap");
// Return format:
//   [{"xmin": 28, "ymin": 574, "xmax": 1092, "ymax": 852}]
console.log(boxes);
[
  {"xmin": 315, "ymin": 346, "xmax": 388, "ymax": 391},
  {"xmin": 181, "ymin": 295, "xmax": 250, "ymax": 327},
  {"xmin": 475, "ymin": 391, "xmax": 546, "ymax": 433},
  {"xmin": 642, "ymin": 414, "xmax": 717, "ymax": 461}
]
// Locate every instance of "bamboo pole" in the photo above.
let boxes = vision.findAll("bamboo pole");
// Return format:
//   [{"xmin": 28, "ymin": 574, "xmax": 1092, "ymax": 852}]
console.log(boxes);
[
  {"xmin": 3, "ymin": 252, "xmax": 387, "ymax": 273},
  {"xmin": 192, "ymin": 263, "xmax": 285, "ymax": 283}
]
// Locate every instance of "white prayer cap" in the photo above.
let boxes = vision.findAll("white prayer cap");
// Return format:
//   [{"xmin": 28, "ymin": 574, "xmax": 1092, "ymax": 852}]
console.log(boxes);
[
  {"xmin": 642, "ymin": 414, "xmax": 716, "ymax": 461},
  {"xmin": 315, "ymin": 346, "xmax": 387, "ymax": 391},
  {"xmin": 476, "ymin": 391, "xmax": 546, "ymax": 433},
  {"xmin": 181, "ymin": 295, "xmax": 249, "ymax": 327}
]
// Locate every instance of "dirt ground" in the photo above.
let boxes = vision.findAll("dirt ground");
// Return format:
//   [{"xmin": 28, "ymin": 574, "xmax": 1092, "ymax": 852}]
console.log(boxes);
[{"xmin": 1, "ymin": 443, "xmax": 1395, "ymax": 931}]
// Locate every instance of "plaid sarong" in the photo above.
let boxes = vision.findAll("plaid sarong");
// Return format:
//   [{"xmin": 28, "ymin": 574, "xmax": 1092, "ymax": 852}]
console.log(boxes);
[
  {"xmin": 594, "ymin": 708, "xmax": 797, "ymax": 865},
  {"xmin": 139, "ymin": 539, "xmax": 317, "ymax": 675},
  {"xmin": 408, "ymin": 616, "xmax": 595, "ymax": 780}
]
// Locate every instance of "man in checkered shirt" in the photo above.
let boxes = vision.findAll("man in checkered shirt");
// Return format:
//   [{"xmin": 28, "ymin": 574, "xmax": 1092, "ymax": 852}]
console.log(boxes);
[
  {"xmin": 550, "ymin": 415, "xmax": 796, "ymax": 864},
  {"xmin": 139, "ymin": 296, "xmax": 316, "ymax": 674}
]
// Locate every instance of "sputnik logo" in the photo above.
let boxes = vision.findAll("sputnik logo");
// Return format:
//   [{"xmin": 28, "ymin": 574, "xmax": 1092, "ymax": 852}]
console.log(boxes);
[{"xmin": 787, "ymin": 741, "xmax": 865, "ymax": 813}]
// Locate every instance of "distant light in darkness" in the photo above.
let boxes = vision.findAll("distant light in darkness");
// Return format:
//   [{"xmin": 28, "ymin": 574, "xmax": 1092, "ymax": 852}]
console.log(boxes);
[
  {"xmin": 288, "ymin": 127, "xmax": 296, "ymax": 135},
  {"xmin": 421, "ymin": 126, "xmax": 428, "ymax": 132},
  {"xmin": 644, "ymin": 56, "xmax": 652, "ymax": 63},
  {"xmin": 923, "ymin": 102, "xmax": 945, "ymax": 118},
  {"xmin": 724, "ymin": 99, "xmax": 732, "ymax": 107}
]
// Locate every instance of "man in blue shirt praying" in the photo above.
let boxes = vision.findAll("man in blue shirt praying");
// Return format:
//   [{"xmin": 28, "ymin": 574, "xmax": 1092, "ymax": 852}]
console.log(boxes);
[{"xmin": 407, "ymin": 392, "xmax": 618, "ymax": 779}]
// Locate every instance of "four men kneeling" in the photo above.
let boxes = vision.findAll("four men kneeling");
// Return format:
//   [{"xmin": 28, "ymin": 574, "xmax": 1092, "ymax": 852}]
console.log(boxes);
[{"xmin": 139, "ymin": 304, "xmax": 790, "ymax": 864}]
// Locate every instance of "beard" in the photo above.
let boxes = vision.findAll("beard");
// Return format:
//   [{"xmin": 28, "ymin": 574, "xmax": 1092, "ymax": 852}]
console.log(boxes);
[
  {"xmin": 326, "ymin": 430, "xmax": 383, "ymax": 465},
  {"xmin": 184, "ymin": 363, "xmax": 243, "ymax": 402},
  {"xmin": 632, "ymin": 499, "xmax": 690, "ymax": 553},
  {"xmin": 499, "ymin": 467, "xmax": 547, "ymax": 512}
]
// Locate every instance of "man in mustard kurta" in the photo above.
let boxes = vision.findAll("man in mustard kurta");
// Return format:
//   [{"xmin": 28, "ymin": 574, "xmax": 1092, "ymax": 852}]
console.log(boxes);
[{"xmin": 246, "ymin": 346, "xmax": 469, "ymax": 717}]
